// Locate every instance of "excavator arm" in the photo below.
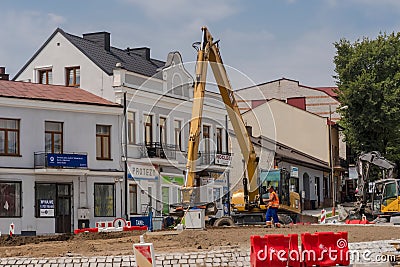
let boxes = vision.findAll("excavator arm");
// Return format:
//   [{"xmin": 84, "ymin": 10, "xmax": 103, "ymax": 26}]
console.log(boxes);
[
  {"xmin": 183, "ymin": 27, "xmax": 259, "ymax": 207},
  {"xmin": 356, "ymin": 151, "xmax": 396, "ymax": 204}
]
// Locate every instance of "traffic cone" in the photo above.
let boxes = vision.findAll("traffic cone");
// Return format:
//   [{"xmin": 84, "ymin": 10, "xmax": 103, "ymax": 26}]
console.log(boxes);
[{"xmin": 9, "ymin": 222, "xmax": 14, "ymax": 236}]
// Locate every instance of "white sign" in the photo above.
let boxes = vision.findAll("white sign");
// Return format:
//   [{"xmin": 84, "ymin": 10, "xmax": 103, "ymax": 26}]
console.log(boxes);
[
  {"xmin": 291, "ymin": 166, "xmax": 299, "ymax": 178},
  {"xmin": 128, "ymin": 163, "xmax": 158, "ymax": 180},
  {"xmin": 215, "ymin": 154, "xmax": 232, "ymax": 166},
  {"xmin": 40, "ymin": 209, "xmax": 55, "ymax": 217}
]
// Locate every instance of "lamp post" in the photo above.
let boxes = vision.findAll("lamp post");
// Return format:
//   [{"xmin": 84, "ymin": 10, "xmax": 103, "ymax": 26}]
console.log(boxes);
[
  {"xmin": 329, "ymin": 105, "xmax": 335, "ymax": 216},
  {"xmin": 330, "ymin": 105, "xmax": 348, "ymax": 216}
]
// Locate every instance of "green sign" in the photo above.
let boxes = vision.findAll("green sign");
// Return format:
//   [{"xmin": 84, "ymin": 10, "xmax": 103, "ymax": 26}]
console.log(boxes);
[{"xmin": 162, "ymin": 176, "xmax": 184, "ymax": 186}]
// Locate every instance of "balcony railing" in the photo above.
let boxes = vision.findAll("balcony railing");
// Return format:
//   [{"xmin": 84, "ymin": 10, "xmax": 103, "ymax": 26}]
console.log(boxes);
[
  {"xmin": 34, "ymin": 152, "xmax": 88, "ymax": 169},
  {"xmin": 139, "ymin": 142, "xmax": 178, "ymax": 160}
]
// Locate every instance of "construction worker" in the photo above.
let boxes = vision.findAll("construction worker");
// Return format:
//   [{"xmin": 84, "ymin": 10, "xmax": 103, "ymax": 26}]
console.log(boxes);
[{"xmin": 264, "ymin": 185, "xmax": 280, "ymax": 228}]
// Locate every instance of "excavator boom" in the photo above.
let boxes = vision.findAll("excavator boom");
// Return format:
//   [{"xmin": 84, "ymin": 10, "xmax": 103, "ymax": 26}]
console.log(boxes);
[{"xmin": 183, "ymin": 27, "xmax": 258, "ymax": 206}]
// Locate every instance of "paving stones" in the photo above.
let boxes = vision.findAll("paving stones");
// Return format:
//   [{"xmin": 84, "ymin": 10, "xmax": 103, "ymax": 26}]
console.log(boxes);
[{"xmin": 2, "ymin": 239, "xmax": 400, "ymax": 266}]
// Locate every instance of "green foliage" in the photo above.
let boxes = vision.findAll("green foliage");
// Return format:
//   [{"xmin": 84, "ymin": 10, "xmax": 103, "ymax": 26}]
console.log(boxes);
[{"xmin": 334, "ymin": 32, "xmax": 400, "ymax": 162}]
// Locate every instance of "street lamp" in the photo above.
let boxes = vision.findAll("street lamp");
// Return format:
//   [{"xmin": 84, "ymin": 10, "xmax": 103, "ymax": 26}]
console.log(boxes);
[
  {"xmin": 328, "ymin": 105, "xmax": 335, "ymax": 215},
  {"xmin": 330, "ymin": 105, "xmax": 348, "ymax": 216}
]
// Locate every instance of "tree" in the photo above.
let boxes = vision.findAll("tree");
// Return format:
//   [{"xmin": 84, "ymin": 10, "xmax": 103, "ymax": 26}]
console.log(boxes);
[{"xmin": 334, "ymin": 32, "xmax": 400, "ymax": 162}]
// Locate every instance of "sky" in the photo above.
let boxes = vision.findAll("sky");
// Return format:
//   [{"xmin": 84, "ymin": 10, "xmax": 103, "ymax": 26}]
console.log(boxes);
[{"xmin": 1, "ymin": 0, "xmax": 400, "ymax": 88}]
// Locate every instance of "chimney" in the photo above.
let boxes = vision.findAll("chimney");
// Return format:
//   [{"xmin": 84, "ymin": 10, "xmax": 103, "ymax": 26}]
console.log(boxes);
[
  {"xmin": 129, "ymin": 47, "xmax": 150, "ymax": 60},
  {"xmin": 83, "ymin": 32, "xmax": 111, "ymax": 52},
  {"xmin": 0, "ymin": 67, "xmax": 9, "ymax": 81}
]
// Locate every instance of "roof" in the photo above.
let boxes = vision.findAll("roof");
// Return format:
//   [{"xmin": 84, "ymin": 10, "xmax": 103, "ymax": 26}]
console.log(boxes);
[
  {"xmin": 14, "ymin": 28, "xmax": 165, "ymax": 80},
  {"xmin": 0, "ymin": 80, "xmax": 121, "ymax": 107},
  {"xmin": 315, "ymin": 87, "xmax": 338, "ymax": 98},
  {"xmin": 236, "ymin": 77, "xmax": 338, "ymax": 99}
]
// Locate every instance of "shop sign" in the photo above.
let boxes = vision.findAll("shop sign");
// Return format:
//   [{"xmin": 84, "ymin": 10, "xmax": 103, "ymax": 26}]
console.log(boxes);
[
  {"xmin": 39, "ymin": 199, "xmax": 54, "ymax": 217},
  {"xmin": 215, "ymin": 154, "xmax": 232, "ymax": 166},
  {"xmin": 47, "ymin": 153, "xmax": 87, "ymax": 168},
  {"xmin": 128, "ymin": 163, "xmax": 158, "ymax": 180},
  {"xmin": 162, "ymin": 176, "xmax": 184, "ymax": 186},
  {"xmin": 291, "ymin": 166, "xmax": 299, "ymax": 178}
]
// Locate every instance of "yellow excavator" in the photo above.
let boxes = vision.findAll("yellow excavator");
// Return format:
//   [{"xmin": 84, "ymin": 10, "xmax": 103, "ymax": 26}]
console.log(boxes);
[
  {"xmin": 345, "ymin": 151, "xmax": 400, "ymax": 221},
  {"xmin": 171, "ymin": 27, "xmax": 301, "ymax": 226}
]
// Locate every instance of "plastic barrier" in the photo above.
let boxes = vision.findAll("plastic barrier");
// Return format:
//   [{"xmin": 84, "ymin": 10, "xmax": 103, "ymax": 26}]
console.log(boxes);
[
  {"xmin": 123, "ymin": 225, "xmax": 148, "ymax": 231},
  {"xmin": 345, "ymin": 219, "xmax": 374, "ymax": 225},
  {"xmin": 74, "ymin": 225, "xmax": 147, "ymax": 234},
  {"xmin": 250, "ymin": 234, "xmax": 300, "ymax": 267},
  {"xmin": 301, "ymin": 231, "xmax": 349, "ymax": 266},
  {"xmin": 74, "ymin": 227, "xmax": 99, "ymax": 234},
  {"xmin": 320, "ymin": 209, "xmax": 326, "ymax": 224}
]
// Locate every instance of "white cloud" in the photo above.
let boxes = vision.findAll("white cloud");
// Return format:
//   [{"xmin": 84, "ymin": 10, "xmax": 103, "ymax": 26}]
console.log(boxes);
[
  {"xmin": 120, "ymin": 0, "xmax": 239, "ymax": 21},
  {"xmin": 0, "ymin": 10, "xmax": 66, "ymax": 77}
]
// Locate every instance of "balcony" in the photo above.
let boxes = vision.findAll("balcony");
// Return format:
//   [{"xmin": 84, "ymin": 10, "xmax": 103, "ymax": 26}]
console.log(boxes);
[
  {"xmin": 184, "ymin": 151, "xmax": 232, "ymax": 166},
  {"xmin": 139, "ymin": 142, "xmax": 178, "ymax": 160},
  {"xmin": 34, "ymin": 152, "xmax": 88, "ymax": 169}
]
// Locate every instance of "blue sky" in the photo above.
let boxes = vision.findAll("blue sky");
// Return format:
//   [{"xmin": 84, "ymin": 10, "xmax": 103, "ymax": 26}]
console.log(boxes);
[{"xmin": 1, "ymin": 0, "xmax": 400, "ymax": 87}]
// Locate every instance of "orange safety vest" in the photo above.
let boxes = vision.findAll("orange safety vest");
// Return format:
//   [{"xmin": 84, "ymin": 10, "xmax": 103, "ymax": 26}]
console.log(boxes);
[{"xmin": 269, "ymin": 191, "xmax": 280, "ymax": 208}]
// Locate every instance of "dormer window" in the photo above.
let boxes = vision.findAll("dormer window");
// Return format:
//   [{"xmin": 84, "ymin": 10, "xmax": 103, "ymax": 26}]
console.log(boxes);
[{"xmin": 65, "ymin": 66, "xmax": 80, "ymax": 87}]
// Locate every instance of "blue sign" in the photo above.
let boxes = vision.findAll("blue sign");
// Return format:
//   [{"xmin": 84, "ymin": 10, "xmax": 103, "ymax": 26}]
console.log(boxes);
[
  {"xmin": 47, "ymin": 153, "xmax": 88, "ymax": 168},
  {"xmin": 40, "ymin": 199, "xmax": 54, "ymax": 209},
  {"xmin": 130, "ymin": 215, "xmax": 153, "ymax": 231}
]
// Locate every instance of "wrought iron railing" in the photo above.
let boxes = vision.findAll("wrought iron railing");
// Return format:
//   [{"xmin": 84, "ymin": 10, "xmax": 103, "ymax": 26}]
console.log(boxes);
[{"xmin": 139, "ymin": 142, "xmax": 178, "ymax": 160}]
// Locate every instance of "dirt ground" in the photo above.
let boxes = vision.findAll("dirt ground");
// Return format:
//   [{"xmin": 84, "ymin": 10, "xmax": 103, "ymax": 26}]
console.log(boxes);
[{"xmin": 1, "ymin": 225, "xmax": 400, "ymax": 258}]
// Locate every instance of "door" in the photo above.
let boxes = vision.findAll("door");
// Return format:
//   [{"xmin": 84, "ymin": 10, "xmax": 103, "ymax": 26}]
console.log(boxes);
[
  {"xmin": 56, "ymin": 184, "xmax": 71, "ymax": 233},
  {"xmin": 315, "ymin": 177, "xmax": 321, "ymax": 208}
]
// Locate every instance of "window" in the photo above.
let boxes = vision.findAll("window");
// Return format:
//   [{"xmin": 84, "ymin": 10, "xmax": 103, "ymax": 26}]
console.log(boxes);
[
  {"xmin": 65, "ymin": 66, "xmax": 80, "ymax": 87},
  {"xmin": 174, "ymin": 120, "xmax": 182, "ymax": 150},
  {"xmin": 144, "ymin": 115, "xmax": 153, "ymax": 145},
  {"xmin": 216, "ymin": 128, "xmax": 223, "ymax": 153},
  {"xmin": 94, "ymin": 183, "xmax": 115, "ymax": 217},
  {"xmin": 129, "ymin": 184, "xmax": 138, "ymax": 214},
  {"xmin": 203, "ymin": 125, "xmax": 210, "ymax": 153},
  {"xmin": 0, "ymin": 181, "xmax": 21, "ymax": 217},
  {"xmin": 159, "ymin": 117, "xmax": 167, "ymax": 146},
  {"xmin": 35, "ymin": 183, "xmax": 56, "ymax": 218},
  {"xmin": 128, "ymin": 112, "xmax": 136, "ymax": 145},
  {"xmin": 96, "ymin": 125, "xmax": 111, "ymax": 160},
  {"xmin": 0, "ymin": 118, "xmax": 20, "ymax": 156},
  {"xmin": 38, "ymin": 69, "xmax": 52, "ymax": 84},
  {"xmin": 45, "ymin": 121, "xmax": 63, "ymax": 153}
]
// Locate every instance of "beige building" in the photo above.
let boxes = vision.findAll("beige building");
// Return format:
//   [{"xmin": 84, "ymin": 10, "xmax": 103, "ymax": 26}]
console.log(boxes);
[{"xmin": 229, "ymin": 99, "xmax": 336, "ymax": 209}]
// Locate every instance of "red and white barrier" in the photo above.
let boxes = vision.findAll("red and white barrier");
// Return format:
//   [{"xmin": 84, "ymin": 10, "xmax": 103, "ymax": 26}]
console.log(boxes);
[
  {"xmin": 74, "ymin": 218, "xmax": 146, "ymax": 234},
  {"xmin": 133, "ymin": 235, "xmax": 156, "ymax": 267},
  {"xmin": 320, "ymin": 209, "xmax": 326, "ymax": 224},
  {"xmin": 9, "ymin": 222, "xmax": 14, "ymax": 236}
]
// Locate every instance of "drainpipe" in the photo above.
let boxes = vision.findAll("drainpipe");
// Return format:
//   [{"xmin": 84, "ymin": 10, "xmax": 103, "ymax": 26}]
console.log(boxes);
[{"xmin": 124, "ymin": 91, "xmax": 129, "ymax": 220}]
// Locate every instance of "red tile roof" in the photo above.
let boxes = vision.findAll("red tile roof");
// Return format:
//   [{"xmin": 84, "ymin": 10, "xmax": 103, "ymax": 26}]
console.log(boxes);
[{"xmin": 0, "ymin": 80, "xmax": 120, "ymax": 107}]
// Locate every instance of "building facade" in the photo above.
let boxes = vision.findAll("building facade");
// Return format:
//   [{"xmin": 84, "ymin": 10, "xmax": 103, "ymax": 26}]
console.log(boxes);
[
  {"xmin": 229, "ymin": 99, "xmax": 331, "ymax": 209},
  {"xmin": 13, "ymin": 28, "xmax": 232, "ymax": 222},
  {"xmin": 0, "ymin": 80, "xmax": 123, "ymax": 235}
]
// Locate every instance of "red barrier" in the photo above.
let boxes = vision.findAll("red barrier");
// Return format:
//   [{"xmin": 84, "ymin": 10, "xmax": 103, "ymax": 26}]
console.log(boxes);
[
  {"xmin": 345, "ymin": 219, "xmax": 374, "ymax": 225},
  {"xmin": 74, "ymin": 227, "xmax": 99, "ymax": 234},
  {"xmin": 301, "ymin": 231, "xmax": 349, "ymax": 266},
  {"xmin": 123, "ymin": 225, "xmax": 148, "ymax": 231},
  {"xmin": 250, "ymin": 234, "xmax": 300, "ymax": 267}
]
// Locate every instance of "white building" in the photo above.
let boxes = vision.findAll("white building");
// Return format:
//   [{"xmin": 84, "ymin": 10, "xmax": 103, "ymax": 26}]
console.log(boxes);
[
  {"xmin": 0, "ymin": 79, "xmax": 123, "ymax": 235},
  {"xmin": 13, "ymin": 29, "xmax": 231, "ymax": 222}
]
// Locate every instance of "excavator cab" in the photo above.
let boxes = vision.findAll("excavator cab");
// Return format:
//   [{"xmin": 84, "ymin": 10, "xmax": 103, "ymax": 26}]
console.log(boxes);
[{"xmin": 372, "ymin": 179, "xmax": 400, "ymax": 215}]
